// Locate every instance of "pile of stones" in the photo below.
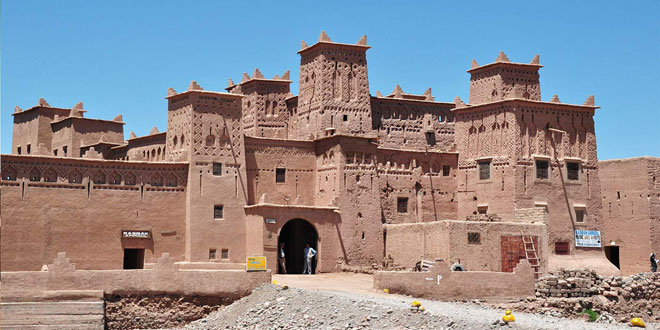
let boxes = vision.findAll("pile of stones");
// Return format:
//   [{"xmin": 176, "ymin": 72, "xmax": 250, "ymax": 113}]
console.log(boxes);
[
  {"xmin": 598, "ymin": 272, "xmax": 659, "ymax": 300},
  {"xmin": 536, "ymin": 269, "xmax": 660, "ymax": 301}
]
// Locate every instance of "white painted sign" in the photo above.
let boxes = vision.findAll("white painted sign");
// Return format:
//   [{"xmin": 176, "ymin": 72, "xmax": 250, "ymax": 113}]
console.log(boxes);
[
  {"xmin": 575, "ymin": 230, "xmax": 601, "ymax": 247},
  {"xmin": 437, "ymin": 275, "xmax": 443, "ymax": 285},
  {"xmin": 265, "ymin": 218, "xmax": 276, "ymax": 224}
]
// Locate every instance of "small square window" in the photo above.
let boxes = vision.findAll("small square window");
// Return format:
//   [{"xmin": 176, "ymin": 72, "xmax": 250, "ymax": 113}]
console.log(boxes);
[
  {"xmin": 209, "ymin": 249, "xmax": 217, "ymax": 260},
  {"xmin": 575, "ymin": 208, "xmax": 585, "ymax": 223},
  {"xmin": 17, "ymin": 146, "xmax": 22, "ymax": 155},
  {"xmin": 276, "ymin": 168, "xmax": 286, "ymax": 183},
  {"xmin": 63, "ymin": 146, "xmax": 68, "ymax": 157},
  {"xmin": 27, "ymin": 144, "xmax": 31, "ymax": 154},
  {"xmin": 535, "ymin": 160, "xmax": 549, "ymax": 180},
  {"xmin": 212, "ymin": 163, "xmax": 222, "ymax": 176},
  {"xmin": 397, "ymin": 197, "xmax": 408, "ymax": 213},
  {"xmin": 442, "ymin": 165, "xmax": 451, "ymax": 177},
  {"xmin": 467, "ymin": 232, "xmax": 481, "ymax": 244},
  {"xmin": 477, "ymin": 205, "xmax": 488, "ymax": 215},
  {"xmin": 53, "ymin": 149, "xmax": 58, "ymax": 156},
  {"xmin": 555, "ymin": 242, "xmax": 570, "ymax": 255},
  {"xmin": 214, "ymin": 205, "xmax": 224, "ymax": 219},
  {"xmin": 221, "ymin": 249, "xmax": 229, "ymax": 260},
  {"xmin": 567, "ymin": 162, "xmax": 580, "ymax": 181},
  {"xmin": 478, "ymin": 161, "xmax": 490, "ymax": 180},
  {"xmin": 342, "ymin": 114, "xmax": 348, "ymax": 122}
]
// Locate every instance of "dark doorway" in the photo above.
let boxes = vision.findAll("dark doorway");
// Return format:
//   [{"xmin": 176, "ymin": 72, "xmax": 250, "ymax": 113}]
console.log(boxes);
[
  {"xmin": 605, "ymin": 246, "xmax": 620, "ymax": 269},
  {"xmin": 278, "ymin": 219, "xmax": 318, "ymax": 274},
  {"xmin": 123, "ymin": 249, "xmax": 145, "ymax": 269}
]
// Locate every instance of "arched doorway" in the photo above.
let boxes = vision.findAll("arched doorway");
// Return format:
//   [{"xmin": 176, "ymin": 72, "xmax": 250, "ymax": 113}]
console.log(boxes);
[{"xmin": 278, "ymin": 219, "xmax": 318, "ymax": 274}]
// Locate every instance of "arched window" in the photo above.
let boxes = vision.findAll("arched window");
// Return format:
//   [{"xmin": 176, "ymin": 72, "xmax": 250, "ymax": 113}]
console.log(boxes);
[
  {"xmin": 3, "ymin": 167, "xmax": 17, "ymax": 181},
  {"xmin": 29, "ymin": 168, "xmax": 41, "ymax": 182},
  {"xmin": 151, "ymin": 174, "xmax": 163, "ymax": 187},
  {"xmin": 93, "ymin": 171, "xmax": 106, "ymax": 184},
  {"xmin": 44, "ymin": 168, "xmax": 58, "ymax": 182},
  {"xmin": 157, "ymin": 147, "xmax": 162, "ymax": 160},
  {"xmin": 125, "ymin": 173, "xmax": 136, "ymax": 185},
  {"xmin": 165, "ymin": 174, "xmax": 177, "ymax": 187},
  {"xmin": 151, "ymin": 149, "xmax": 156, "ymax": 160},
  {"xmin": 69, "ymin": 169, "xmax": 82, "ymax": 184},
  {"xmin": 206, "ymin": 135, "xmax": 215, "ymax": 147},
  {"xmin": 109, "ymin": 171, "xmax": 121, "ymax": 185},
  {"xmin": 180, "ymin": 134, "xmax": 185, "ymax": 146},
  {"xmin": 173, "ymin": 135, "xmax": 178, "ymax": 148}
]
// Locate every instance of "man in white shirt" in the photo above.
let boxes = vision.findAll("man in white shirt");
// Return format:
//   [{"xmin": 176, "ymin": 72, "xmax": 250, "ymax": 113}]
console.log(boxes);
[
  {"xmin": 278, "ymin": 243, "xmax": 287, "ymax": 274},
  {"xmin": 303, "ymin": 243, "xmax": 316, "ymax": 274}
]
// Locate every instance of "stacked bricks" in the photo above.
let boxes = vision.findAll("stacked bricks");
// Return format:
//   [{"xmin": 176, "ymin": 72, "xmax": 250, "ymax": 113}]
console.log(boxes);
[
  {"xmin": 535, "ymin": 268, "xmax": 600, "ymax": 298},
  {"xmin": 536, "ymin": 269, "xmax": 660, "ymax": 301},
  {"xmin": 465, "ymin": 214, "xmax": 502, "ymax": 222}
]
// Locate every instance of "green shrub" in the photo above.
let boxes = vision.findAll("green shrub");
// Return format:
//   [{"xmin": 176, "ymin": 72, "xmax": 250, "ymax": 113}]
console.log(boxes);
[{"xmin": 582, "ymin": 308, "xmax": 598, "ymax": 322}]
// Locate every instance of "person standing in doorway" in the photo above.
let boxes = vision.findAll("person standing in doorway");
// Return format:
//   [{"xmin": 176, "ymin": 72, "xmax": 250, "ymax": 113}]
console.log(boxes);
[
  {"xmin": 303, "ymin": 243, "xmax": 316, "ymax": 274},
  {"xmin": 278, "ymin": 242, "xmax": 287, "ymax": 274},
  {"xmin": 651, "ymin": 253, "xmax": 658, "ymax": 273}
]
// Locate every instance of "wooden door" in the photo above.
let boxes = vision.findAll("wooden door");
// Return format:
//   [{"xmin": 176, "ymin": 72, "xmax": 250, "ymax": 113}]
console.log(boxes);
[{"xmin": 501, "ymin": 235, "xmax": 539, "ymax": 272}]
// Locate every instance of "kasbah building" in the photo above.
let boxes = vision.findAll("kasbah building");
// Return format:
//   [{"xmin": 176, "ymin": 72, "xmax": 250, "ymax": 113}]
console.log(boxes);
[{"xmin": 2, "ymin": 31, "xmax": 658, "ymax": 278}]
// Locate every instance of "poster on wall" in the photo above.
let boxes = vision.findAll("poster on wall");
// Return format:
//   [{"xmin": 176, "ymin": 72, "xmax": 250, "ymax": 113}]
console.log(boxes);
[{"xmin": 574, "ymin": 230, "xmax": 601, "ymax": 247}]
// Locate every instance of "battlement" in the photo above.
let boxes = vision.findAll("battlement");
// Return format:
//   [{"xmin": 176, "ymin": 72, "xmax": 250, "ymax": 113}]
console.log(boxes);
[
  {"xmin": 298, "ymin": 31, "xmax": 370, "ymax": 55},
  {"xmin": 468, "ymin": 52, "xmax": 542, "ymax": 105}
]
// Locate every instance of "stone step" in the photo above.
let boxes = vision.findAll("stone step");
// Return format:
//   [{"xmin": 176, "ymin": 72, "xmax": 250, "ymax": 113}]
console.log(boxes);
[
  {"xmin": 1, "ymin": 301, "xmax": 104, "ymax": 330},
  {"xmin": 2, "ymin": 325, "xmax": 102, "ymax": 330},
  {"xmin": 2, "ymin": 301, "xmax": 104, "ymax": 315}
]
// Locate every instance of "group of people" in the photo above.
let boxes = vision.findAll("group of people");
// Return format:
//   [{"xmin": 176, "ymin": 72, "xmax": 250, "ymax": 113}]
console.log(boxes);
[{"xmin": 278, "ymin": 242, "xmax": 316, "ymax": 275}]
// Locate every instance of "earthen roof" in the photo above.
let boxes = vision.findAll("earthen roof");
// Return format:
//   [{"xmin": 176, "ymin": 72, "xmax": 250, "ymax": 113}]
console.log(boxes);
[{"xmin": 450, "ymin": 98, "xmax": 599, "ymax": 113}]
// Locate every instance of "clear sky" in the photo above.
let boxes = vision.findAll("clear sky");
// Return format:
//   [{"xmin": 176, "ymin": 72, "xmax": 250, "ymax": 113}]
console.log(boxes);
[{"xmin": 2, "ymin": 0, "xmax": 658, "ymax": 159}]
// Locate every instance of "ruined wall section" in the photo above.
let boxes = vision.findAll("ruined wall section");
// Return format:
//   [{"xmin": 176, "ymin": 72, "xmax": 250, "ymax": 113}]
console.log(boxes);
[
  {"xmin": 376, "ymin": 148, "xmax": 458, "ymax": 224},
  {"xmin": 0, "ymin": 155, "xmax": 187, "ymax": 271},
  {"xmin": 371, "ymin": 97, "xmax": 455, "ymax": 152},
  {"xmin": 296, "ymin": 43, "xmax": 373, "ymax": 139},
  {"xmin": 245, "ymin": 137, "xmax": 316, "ymax": 205},
  {"xmin": 183, "ymin": 92, "xmax": 249, "ymax": 265}
]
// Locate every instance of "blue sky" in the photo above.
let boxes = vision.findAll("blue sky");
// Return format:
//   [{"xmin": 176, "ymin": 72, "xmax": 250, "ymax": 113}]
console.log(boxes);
[{"xmin": 2, "ymin": 0, "xmax": 658, "ymax": 159}]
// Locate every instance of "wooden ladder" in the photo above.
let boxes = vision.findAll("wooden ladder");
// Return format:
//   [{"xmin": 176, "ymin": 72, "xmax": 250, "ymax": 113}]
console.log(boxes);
[{"xmin": 521, "ymin": 231, "xmax": 542, "ymax": 279}]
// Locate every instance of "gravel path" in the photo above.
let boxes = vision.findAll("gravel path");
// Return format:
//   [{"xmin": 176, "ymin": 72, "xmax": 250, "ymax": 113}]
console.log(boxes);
[{"xmin": 170, "ymin": 282, "xmax": 640, "ymax": 329}]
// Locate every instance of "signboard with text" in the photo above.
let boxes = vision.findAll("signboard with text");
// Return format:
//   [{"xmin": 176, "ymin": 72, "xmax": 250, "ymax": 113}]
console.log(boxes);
[
  {"xmin": 121, "ymin": 230, "xmax": 152, "ymax": 239},
  {"xmin": 246, "ymin": 256, "xmax": 267, "ymax": 272},
  {"xmin": 575, "ymin": 230, "xmax": 601, "ymax": 247}
]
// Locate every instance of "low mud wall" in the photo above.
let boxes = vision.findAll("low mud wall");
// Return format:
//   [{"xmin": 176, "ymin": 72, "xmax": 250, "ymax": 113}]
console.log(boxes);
[
  {"xmin": 1, "ymin": 252, "xmax": 271, "ymax": 299},
  {"xmin": 374, "ymin": 259, "xmax": 535, "ymax": 300}
]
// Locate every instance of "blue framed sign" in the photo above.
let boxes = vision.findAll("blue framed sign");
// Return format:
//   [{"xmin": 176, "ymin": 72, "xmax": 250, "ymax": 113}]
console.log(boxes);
[{"xmin": 575, "ymin": 230, "xmax": 601, "ymax": 247}]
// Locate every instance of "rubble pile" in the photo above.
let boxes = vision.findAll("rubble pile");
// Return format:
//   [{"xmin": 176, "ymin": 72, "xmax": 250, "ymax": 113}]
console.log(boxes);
[
  {"xmin": 491, "ymin": 270, "xmax": 660, "ymax": 325},
  {"xmin": 536, "ymin": 269, "xmax": 660, "ymax": 301},
  {"xmin": 177, "ymin": 284, "xmax": 454, "ymax": 330}
]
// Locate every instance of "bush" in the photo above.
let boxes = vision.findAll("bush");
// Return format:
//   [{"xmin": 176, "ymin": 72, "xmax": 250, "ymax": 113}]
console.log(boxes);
[{"xmin": 582, "ymin": 308, "xmax": 598, "ymax": 322}]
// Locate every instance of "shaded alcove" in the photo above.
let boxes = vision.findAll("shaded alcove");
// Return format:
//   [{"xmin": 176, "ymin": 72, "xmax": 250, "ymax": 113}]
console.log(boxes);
[{"xmin": 278, "ymin": 219, "xmax": 318, "ymax": 274}]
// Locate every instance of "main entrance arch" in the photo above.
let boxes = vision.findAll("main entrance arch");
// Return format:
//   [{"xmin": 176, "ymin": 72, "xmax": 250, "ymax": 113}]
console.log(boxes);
[{"xmin": 278, "ymin": 219, "xmax": 318, "ymax": 274}]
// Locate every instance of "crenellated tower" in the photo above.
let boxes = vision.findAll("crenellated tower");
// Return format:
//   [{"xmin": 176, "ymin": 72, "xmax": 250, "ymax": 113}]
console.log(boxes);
[
  {"xmin": 468, "ymin": 52, "xmax": 542, "ymax": 105},
  {"xmin": 226, "ymin": 69, "xmax": 292, "ymax": 138},
  {"xmin": 294, "ymin": 31, "xmax": 374, "ymax": 139}
]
